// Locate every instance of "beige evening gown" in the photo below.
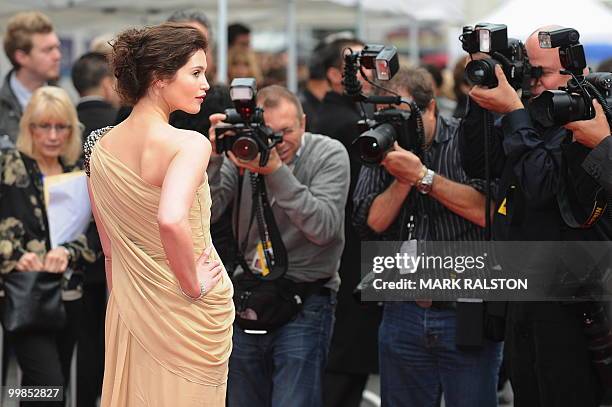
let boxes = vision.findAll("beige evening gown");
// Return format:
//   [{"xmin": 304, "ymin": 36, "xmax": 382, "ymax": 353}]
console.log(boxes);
[{"xmin": 87, "ymin": 130, "xmax": 234, "ymax": 407}]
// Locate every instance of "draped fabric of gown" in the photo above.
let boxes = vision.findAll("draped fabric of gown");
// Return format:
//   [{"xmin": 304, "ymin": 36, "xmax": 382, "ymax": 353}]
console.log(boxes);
[{"xmin": 87, "ymin": 129, "xmax": 234, "ymax": 407}]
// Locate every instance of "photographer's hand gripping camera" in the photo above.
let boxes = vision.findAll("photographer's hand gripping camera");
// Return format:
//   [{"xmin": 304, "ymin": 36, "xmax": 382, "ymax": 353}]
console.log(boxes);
[{"xmin": 343, "ymin": 44, "xmax": 426, "ymax": 165}]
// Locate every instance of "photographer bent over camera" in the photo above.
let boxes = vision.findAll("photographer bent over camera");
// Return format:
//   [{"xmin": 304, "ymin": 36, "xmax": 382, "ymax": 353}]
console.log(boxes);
[
  {"xmin": 208, "ymin": 84, "xmax": 350, "ymax": 407},
  {"xmin": 461, "ymin": 25, "xmax": 612, "ymax": 406},
  {"xmin": 353, "ymin": 67, "xmax": 503, "ymax": 407}
]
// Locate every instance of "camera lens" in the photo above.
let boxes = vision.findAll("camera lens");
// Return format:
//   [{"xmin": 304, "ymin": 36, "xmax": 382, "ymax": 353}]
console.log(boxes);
[
  {"xmin": 232, "ymin": 136, "xmax": 259, "ymax": 162},
  {"xmin": 529, "ymin": 90, "xmax": 588, "ymax": 126},
  {"xmin": 465, "ymin": 59, "xmax": 499, "ymax": 87},
  {"xmin": 352, "ymin": 123, "xmax": 396, "ymax": 165}
]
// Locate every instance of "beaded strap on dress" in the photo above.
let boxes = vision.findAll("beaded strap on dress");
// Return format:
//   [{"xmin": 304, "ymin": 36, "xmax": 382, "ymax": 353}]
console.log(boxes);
[{"xmin": 83, "ymin": 126, "xmax": 113, "ymax": 177}]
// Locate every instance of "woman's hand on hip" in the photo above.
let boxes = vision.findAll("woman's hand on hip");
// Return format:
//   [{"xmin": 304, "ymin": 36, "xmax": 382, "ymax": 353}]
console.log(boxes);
[{"xmin": 196, "ymin": 246, "xmax": 224, "ymax": 295}]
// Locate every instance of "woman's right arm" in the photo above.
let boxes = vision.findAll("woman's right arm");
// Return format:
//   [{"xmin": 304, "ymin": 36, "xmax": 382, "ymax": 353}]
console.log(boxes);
[
  {"xmin": 88, "ymin": 179, "xmax": 113, "ymax": 291},
  {"xmin": 158, "ymin": 135, "xmax": 214, "ymax": 298}
]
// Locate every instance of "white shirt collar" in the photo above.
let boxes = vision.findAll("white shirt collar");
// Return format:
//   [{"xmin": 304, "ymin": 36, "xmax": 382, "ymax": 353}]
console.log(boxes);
[{"xmin": 9, "ymin": 72, "xmax": 33, "ymax": 110}]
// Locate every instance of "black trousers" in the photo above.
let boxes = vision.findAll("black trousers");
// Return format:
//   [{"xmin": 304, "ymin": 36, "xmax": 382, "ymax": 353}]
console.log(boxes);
[
  {"xmin": 77, "ymin": 282, "xmax": 106, "ymax": 407},
  {"xmin": 8, "ymin": 299, "xmax": 82, "ymax": 407},
  {"xmin": 323, "ymin": 372, "xmax": 369, "ymax": 407},
  {"xmin": 505, "ymin": 302, "xmax": 602, "ymax": 407}
]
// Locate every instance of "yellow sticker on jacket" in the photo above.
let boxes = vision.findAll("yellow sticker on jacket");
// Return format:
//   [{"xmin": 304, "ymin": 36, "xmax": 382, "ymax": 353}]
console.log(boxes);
[{"xmin": 498, "ymin": 198, "xmax": 507, "ymax": 216}]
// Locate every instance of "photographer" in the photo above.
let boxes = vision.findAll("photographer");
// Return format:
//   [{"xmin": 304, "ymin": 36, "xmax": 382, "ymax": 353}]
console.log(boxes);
[
  {"xmin": 353, "ymin": 67, "xmax": 502, "ymax": 407},
  {"xmin": 207, "ymin": 85, "xmax": 350, "ymax": 407},
  {"xmin": 460, "ymin": 25, "xmax": 612, "ymax": 406}
]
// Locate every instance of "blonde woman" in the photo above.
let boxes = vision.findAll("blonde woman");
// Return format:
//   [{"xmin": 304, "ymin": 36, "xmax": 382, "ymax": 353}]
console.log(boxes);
[
  {"xmin": 0, "ymin": 86, "xmax": 101, "ymax": 406},
  {"xmin": 228, "ymin": 47, "xmax": 262, "ymax": 84}
]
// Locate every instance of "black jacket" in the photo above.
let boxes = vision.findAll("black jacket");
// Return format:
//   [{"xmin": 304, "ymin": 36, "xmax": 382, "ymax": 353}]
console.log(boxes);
[
  {"xmin": 77, "ymin": 98, "xmax": 118, "ymax": 144},
  {"xmin": 0, "ymin": 71, "xmax": 22, "ymax": 147},
  {"xmin": 582, "ymin": 135, "xmax": 612, "ymax": 195},
  {"xmin": 460, "ymin": 99, "xmax": 612, "ymax": 242},
  {"xmin": 313, "ymin": 91, "xmax": 381, "ymax": 374}
]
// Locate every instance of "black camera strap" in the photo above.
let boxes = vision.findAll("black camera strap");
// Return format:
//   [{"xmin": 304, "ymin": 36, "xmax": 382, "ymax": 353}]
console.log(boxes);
[
  {"xmin": 233, "ymin": 171, "xmax": 288, "ymax": 280},
  {"xmin": 483, "ymin": 110, "xmax": 494, "ymax": 240},
  {"xmin": 557, "ymin": 154, "xmax": 607, "ymax": 229}
]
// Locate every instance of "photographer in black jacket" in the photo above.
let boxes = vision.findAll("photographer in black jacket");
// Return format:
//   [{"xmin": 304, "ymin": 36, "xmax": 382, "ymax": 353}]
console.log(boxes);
[{"xmin": 460, "ymin": 25, "xmax": 612, "ymax": 407}]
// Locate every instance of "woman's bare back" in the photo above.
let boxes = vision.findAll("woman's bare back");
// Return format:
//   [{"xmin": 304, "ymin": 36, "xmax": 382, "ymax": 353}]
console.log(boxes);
[{"xmin": 98, "ymin": 120, "xmax": 200, "ymax": 188}]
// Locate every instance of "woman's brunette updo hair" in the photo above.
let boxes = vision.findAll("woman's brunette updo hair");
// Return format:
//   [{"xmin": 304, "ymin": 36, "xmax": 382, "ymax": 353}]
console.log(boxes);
[{"xmin": 110, "ymin": 23, "xmax": 208, "ymax": 105}]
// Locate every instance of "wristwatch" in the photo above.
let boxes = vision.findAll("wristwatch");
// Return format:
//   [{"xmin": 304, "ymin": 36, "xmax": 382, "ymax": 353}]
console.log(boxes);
[{"xmin": 416, "ymin": 167, "xmax": 435, "ymax": 195}]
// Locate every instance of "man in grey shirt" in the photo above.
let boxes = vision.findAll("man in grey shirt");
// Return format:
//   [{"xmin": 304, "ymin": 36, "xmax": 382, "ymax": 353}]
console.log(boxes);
[{"xmin": 208, "ymin": 84, "xmax": 350, "ymax": 407}]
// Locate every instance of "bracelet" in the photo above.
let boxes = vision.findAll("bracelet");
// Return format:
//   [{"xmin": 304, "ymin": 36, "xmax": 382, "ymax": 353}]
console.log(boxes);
[
  {"xmin": 180, "ymin": 281, "xmax": 207, "ymax": 301},
  {"xmin": 60, "ymin": 246, "xmax": 72, "ymax": 263}
]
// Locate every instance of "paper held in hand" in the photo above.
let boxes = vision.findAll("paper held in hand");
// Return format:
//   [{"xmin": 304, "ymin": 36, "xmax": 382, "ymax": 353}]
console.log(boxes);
[{"xmin": 43, "ymin": 171, "xmax": 91, "ymax": 248}]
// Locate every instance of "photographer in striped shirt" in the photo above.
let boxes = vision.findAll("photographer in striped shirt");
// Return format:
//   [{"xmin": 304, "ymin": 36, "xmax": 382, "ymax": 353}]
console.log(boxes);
[{"xmin": 352, "ymin": 67, "xmax": 502, "ymax": 407}]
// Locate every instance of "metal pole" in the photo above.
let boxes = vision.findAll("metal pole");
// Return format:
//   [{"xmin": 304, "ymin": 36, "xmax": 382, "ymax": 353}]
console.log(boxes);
[
  {"xmin": 356, "ymin": 0, "xmax": 365, "ymax": 40},
  {"xmin": 410, "ymin": 20, "xmax": 420, "ymax": 67},
  {"xmin": 217, "ymin": 0, "xmax": 228, "ymax": 84},
  {"xmin": 287, "ymin": 0, "xmax": 298, "ymax": 92}
]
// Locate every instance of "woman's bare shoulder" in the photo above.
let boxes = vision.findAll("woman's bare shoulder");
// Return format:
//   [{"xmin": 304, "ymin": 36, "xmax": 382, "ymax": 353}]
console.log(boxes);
[{"xmin": 163, "ymin": 128, "xmax": 211, "ymax": 156}]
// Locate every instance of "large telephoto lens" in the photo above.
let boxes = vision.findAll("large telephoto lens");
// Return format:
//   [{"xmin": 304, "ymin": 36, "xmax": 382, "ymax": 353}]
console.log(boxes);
[
  {"xmin": 232, "ymin": 136, "xmax": 259, "ymax": 161},
  {"xmin": 465, "ymin": 58, "xmax": 499, "ymax": 87},
  {"xmin": 529, "ymin": 90, "xmax": 589, "ymax": 127},
  {"xmin": 352, "ymin": 123, "xmax": 396, "ymax": 165}
]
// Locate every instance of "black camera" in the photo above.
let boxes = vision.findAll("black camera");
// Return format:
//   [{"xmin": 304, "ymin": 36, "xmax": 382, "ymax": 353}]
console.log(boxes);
[
  {"xmin": 215, "ymin": 78, "xmax": 282, "ymax": 166},
  {"xmin": 353, "ymin": 108, "xmax": 421, "ymax": 165},
  {"xmin": 529, "ymin": 28, "xmax": 612, "ymax": 127},
  {"xmin": 460, "ymin": 23, "xmax": 534, "ymax": 92},
  {"xmin": 530, "ymin": 73, "xmax": 612, "ymax": 126},
  {"xmin": 342, "ymin": 44, "xmax": 424, "ymax": 165}
]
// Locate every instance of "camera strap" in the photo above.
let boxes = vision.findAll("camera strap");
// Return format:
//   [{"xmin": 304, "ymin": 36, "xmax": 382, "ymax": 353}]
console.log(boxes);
[
  {"xmin": 483, "ymin": 110, "xmax": 494, "ymax": 240},
  {"xmin": 234, "ymin": 171, "xmax": 288, "ymax": 280},
  {"xmin": 557, "ymin": 152, "xmax": 607, "ymax": 229}
]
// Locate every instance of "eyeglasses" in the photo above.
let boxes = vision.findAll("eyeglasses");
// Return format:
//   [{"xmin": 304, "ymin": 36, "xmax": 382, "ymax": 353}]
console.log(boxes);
[
  {"xmin": 30, "ymin": 123, "xmax": 71, "ymax": 133},
  {"xmin": 277, "ymin": 124, "xmax": 300, "ymax": 137}
]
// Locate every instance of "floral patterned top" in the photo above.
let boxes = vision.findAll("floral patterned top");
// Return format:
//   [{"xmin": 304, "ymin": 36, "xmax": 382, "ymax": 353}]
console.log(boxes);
[{"xmin": 0, "ymin": 149, "xmax": 102, "ymax": 274}]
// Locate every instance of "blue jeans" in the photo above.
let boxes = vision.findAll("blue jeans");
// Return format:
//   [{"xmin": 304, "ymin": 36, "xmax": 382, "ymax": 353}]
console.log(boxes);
[
  {"xmin": 227, "ymin": 292, "xmax": 336, "ymax": 407},
  {"xmin": 379, "ymin": 302, "xmax": 503, "ymax": 407}
]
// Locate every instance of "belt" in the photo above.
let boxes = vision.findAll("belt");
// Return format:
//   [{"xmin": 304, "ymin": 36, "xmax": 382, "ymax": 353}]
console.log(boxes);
[
  {"xmin": 416, "ymin": 301, "xmax": 456, "ymax": 310},
  {"xmin": 313, "ymin": 286, "xmax": 332, "ymax": 297}
]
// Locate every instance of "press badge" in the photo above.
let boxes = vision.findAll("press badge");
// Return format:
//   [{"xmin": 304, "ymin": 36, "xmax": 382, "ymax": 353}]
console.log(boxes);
[
  {"xmin": 398, "ymin": 239, "xmax": 419, "ymax": 275},
  {"xmin": 251, "ymin": 241, "xmax": 272, "ymax": 277}
]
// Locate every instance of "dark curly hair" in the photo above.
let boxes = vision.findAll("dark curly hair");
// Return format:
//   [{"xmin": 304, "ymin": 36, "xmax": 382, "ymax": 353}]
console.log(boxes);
[{"xmin": 110, "ymin": 23, "xmax": 208, "ymax": 105}]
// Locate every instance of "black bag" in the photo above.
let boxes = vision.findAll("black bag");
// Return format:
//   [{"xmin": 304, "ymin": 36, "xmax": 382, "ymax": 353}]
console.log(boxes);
[
  {"xmin": 233, "ymin": 272, "xmax": 305, "ymax": 332},
  {"xmin": 2, "ymin": 271, "xmax": 66, "ymax": 333}
]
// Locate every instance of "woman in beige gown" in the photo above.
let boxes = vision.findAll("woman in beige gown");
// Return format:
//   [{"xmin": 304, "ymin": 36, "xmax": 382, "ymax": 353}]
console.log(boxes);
[{"xmin": 84, "ymin": 23, "xmax": 234, "ymax": 406}]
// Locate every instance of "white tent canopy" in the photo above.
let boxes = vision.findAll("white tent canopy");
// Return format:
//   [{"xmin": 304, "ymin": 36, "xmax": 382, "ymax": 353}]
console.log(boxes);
[
  {"xmin": 478, "ymin": 0, "xmax": 612, "ymax": 44},
  {"xmin": 329, "ymin": 0, "xmax": 464, "ymax": 23}
]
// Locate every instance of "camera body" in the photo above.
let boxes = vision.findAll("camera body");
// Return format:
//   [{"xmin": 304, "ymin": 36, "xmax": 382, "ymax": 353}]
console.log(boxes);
[
  {"xmin": 530, "ymin": 72, "xmax": 612, "ymax": 126},
  {"xmin": 460, "ymin": 23, "xmax": 533, "ymax": 91},
  {"xmin": 353, "ymin": 108, "xmax": 421, "ymax": 165},
  {"xmin": 529, "ymin": 28, "xmax": 612, "ymax": 127},
  {"xmin": 215, "ymin": 78, "xmax": 282, "ymax": 166}
]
